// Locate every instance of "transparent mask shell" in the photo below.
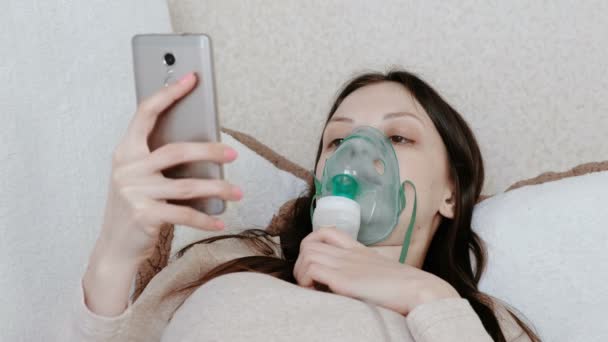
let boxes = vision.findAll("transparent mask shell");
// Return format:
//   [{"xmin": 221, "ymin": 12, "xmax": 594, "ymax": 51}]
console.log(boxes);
[{"xmin": 312, "ymin": 126, "xmax": 406, "ymax": 245}]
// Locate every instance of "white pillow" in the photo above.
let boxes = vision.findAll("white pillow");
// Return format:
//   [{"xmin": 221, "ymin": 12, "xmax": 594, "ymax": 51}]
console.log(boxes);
[
  {"xmin": 170, "ymin": 131, "xmax": 310, "ymax": 255},
  {"xmin": 473, "ymin": 170, "xmax": 608, "ymax": 342}
]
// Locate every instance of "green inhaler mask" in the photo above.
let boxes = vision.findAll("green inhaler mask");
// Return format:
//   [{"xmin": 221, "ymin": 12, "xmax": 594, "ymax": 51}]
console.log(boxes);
[{"xmin": 310, "ymin": 126, "xmax": 418, "ymax": 264}]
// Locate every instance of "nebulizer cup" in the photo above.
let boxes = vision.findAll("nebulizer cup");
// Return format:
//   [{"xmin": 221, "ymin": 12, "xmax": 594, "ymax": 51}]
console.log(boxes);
[{"xmin": 311, "ymin": 173, "xmax": 361, "ymax": 239}]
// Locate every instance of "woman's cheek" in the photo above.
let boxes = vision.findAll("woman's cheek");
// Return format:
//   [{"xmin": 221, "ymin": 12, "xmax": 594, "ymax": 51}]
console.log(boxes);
[{"xmin": 315, "ymin": 154, "xmax": 327, "ymax": 178}]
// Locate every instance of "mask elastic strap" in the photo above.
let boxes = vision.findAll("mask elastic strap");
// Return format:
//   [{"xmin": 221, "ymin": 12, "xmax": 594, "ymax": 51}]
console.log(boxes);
[
  {"xmin": 309, "ymin": 173, "xmax": 322, "ymax": 221},
  {"xmin": 398, "ymin": 181, "xmax": 417, "ymax": 264},
  {"xmin": 309, "ymin": 194, "xmax": 318, "ymax": 222}
]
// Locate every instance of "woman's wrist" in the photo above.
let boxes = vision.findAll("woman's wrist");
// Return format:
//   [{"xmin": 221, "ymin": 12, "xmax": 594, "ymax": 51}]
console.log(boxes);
[{"xmin": 83, "ymin": 244, "xmax": 142, "ymax": 317}]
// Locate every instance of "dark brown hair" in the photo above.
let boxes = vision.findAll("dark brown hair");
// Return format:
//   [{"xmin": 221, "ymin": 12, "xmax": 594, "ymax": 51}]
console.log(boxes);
[{"xmin": 163, "ymin": 69, "xmax": 541, "ymax": 342}]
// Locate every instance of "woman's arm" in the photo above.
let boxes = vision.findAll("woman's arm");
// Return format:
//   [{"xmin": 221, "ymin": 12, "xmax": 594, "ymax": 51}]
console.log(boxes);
[
  {"xmin": 80, "ymin": 69, "xmax": 240, "ymax": 315},
  {"xmin": 292, "ymin": 227, "xmax": 532, "ymax": 342},
  {"xmin": 69, "ymin": 235, "xmax": 264, "ymax": 342},
  {"xmin": 405, "ymin": 297, "xmax": 493, "ymax": 342},
  {"xmin": 67, "ymin": 275, "xmax": 135, "ymax": 342},
  {"xmin": 82, "ymin": 239, "xmax": 141, "ymax": 317},
  {"xmin": 405, "ymin": 297, "xmax": 531, "ymax": 342}
]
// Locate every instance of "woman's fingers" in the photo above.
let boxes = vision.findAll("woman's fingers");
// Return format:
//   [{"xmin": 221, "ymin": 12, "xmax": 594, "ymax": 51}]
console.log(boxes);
[
  {"xmin": 121, "ymin": 142, "xmax": 236, "ymax": 177},
  {"xmin": 294, "ymin": 242, "xmax": 343, "ymax": 287},
  {"xmin": 295, "ymin": 228, "xmax": 372, "ymax": 288},
  {"xmin": 116, "ymin": 72, "xmax": 199, "ymax": 164},
  {"xmin": 144, "ymin": 199, "xmax": 225, "ymax": 231},
  {"xmin": 301, "ymin": 263, "xmax": 338, "ymax": 290},
  {"xmin": 131, "ymin": 72, "xmax": 197, "ymax": 142},
  {"xmin": 131, "ymin": 178, "xmax": 242, "ymax": 202},
  {"xmin": 302, "ymin": 226, "xmax": 363, "ymax": 249}
]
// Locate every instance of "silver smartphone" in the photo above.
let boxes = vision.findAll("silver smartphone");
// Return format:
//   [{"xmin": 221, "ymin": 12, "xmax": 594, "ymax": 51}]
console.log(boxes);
[{"xmin": 131, "ymin": 33, "xmax": 225, "ymax": 215}]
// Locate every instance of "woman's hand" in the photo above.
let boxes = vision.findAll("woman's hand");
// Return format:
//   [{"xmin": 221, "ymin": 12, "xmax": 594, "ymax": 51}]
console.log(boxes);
[
  {"xmin": 93, "ymin": 72, "xmax": 243, "ymax": 267},
  {"xmin": 293, "ymin": 227, "xmax": 461, "ymax": 316},
  {"xmin": 83, "ymin": 72, "xmax": 242, "ymax": 316}
]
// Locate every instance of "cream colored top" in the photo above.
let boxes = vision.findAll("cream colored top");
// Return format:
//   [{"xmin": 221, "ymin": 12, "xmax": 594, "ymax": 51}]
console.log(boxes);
[{"xmin": 68, "ymin": 237, "xmax": 530, "ymax": 341}]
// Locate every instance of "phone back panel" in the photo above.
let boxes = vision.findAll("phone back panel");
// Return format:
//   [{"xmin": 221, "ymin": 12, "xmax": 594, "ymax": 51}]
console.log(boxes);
[{"xmin": 131, "ymin": 34, "xmax": 225, "ymax": 215}]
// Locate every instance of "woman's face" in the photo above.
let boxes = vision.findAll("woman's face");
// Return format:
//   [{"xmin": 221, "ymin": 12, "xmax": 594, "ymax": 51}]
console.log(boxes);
[{"xmin": 315, "ymin": 81, "xmax": 455, "ymax": 266}]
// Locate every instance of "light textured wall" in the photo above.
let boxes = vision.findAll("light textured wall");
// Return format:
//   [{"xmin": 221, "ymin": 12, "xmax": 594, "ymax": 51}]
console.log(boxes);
[
  {"xmin": 0, "ymin": 1, "xmax": 172, "ymax": 340},
  {"xmin": 168, "ymin": 0, "xmax": 608, "ymax": 195}
]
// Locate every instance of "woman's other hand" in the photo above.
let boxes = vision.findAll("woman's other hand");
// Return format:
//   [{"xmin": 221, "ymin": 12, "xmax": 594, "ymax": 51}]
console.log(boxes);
[{"xmin": 293, "ymin": 226, "xmax": 460, "ymax": 316}]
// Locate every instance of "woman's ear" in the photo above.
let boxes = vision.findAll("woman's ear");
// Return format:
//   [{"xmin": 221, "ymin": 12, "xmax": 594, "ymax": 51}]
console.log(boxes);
[{"xmin": 438, "ymin": 188, "xmax": 455, "ymax": 219}]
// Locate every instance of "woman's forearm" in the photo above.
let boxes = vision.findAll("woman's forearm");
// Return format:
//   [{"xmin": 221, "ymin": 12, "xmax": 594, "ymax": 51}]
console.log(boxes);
[{"xmin": 82, "ymin": 242, "xmax": 141, "ymax": 317}]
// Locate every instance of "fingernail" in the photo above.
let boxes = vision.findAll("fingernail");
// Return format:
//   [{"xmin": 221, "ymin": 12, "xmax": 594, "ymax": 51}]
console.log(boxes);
[
  {"xmin": 215, "ymin": 220, "xmax": 225, "ymax": 229},
  {"xmin": 232, "ymin": 186, "xmax": 243, "ymax": 199},
  {"xmin": 179, "ymin": 72, "xmax": 194, "ymax": 84},
  {"xmin": 224, "ymin": 148, "xmax": 238, "ymax": 160}
]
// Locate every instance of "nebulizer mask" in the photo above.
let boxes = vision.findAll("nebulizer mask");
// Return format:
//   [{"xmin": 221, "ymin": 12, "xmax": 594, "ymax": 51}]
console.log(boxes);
[{"xmin": 310, "ymin": 126, "xmax": 417, "ymax": 264}]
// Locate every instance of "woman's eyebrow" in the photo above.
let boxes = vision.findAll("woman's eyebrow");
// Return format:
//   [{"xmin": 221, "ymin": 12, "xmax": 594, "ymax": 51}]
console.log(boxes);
[
  {"xmin": 383, "ymin": 111, "xmax": 424, "ymax": 125},
  {"xmin": 329, "ymin": 111, "xmax": 425, "ymax": 126}
]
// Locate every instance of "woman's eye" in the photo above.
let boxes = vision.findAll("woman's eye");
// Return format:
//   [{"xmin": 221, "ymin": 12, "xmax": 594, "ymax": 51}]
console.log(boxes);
[
  {"xmin": 329, "ymin": 136, "xmax": 412, "ymax": 148},
  {"xmin": 389, "ymin": 135, "xmax": 414, "ymax": 145},
  {"xmin": 328, "ymin": 138, "xmax": 344, "ymax": 148}
]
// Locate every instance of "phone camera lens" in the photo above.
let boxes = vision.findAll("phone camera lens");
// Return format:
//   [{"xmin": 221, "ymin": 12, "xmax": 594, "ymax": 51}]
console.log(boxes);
[{"xmin": 163, "ymin": 53, "xmax": 175, "ymax": 66}]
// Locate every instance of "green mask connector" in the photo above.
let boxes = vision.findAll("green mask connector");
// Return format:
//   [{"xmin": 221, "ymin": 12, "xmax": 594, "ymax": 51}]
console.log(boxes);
[{"xmin": 330, "ymin": 174, "xmax": 359, "ymax": 200}]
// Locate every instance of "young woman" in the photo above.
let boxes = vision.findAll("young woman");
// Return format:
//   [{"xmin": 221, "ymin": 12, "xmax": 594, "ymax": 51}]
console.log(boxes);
[{"xmin": 72, "ymin": 69, "xmax": 541, "ymax": 341}]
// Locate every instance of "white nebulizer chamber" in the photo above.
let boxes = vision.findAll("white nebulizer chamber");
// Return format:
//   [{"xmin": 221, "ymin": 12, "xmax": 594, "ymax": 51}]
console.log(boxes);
[{"xmin": 311, "ymin": 195, "xmax": 361, "ymax": 240}]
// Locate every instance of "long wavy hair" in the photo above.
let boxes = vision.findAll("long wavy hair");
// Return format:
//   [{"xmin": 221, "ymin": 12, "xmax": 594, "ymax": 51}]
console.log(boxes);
[{"xmin": 163, "ymin": 69, "xmax": 541, "ymax": 342}]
